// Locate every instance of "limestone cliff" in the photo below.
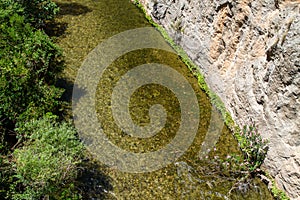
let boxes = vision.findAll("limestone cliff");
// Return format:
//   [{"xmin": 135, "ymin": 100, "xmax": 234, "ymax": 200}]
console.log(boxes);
[{"xmin": 139, "ymin": 0, "xmax": 300, "ymax": 199}]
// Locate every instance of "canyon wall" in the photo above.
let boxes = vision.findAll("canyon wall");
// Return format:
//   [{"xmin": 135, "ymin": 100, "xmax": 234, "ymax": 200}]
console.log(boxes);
[{"xmin": 139, "ymin": 0, "xmax": 300, "ymax": 199}]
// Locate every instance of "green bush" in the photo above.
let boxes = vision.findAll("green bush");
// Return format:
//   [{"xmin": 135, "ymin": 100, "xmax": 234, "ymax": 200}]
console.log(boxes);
[
  {"xmin": 0, "ymin": 131, "xmax": 9, "ymax": 197},
  {"xmin": 0, "ymin": 152, "xmax": 13, "ymax": 198},
  {"xmin": 204, "ymin": 124, "xmax": 269, "ymax": 175},
  {"xmin": 0, "ymin": 1, "xmax": 84, "ymax": 199},
  {"xmin": 20, "ymin": 0, "xmax": 59, "ymax": 27},
  {"xmin": 236, "ymin": 125, "xmax": 269, "ymax": 172},
  {"xmin": 0, "ymin": 0, "xmax": 64, "ymax": 126},
  {"xmin": 11, "ymin": 115, "xmax": 83, "ymax": 199},
  {"xmin": 2, "ymin": 0, "xmax": 60, "ymax": 28}
]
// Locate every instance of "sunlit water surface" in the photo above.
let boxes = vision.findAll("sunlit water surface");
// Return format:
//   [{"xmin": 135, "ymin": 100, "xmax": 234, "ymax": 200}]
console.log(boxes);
[{"xmin": 52, "ymin": 0, "xmax": 273, "ymax": 199}]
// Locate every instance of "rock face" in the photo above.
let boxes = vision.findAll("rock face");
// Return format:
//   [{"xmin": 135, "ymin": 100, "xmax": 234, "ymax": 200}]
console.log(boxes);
[{"xmin": 139, "ymin": 0, "xmax": 300, "ymax": 199}]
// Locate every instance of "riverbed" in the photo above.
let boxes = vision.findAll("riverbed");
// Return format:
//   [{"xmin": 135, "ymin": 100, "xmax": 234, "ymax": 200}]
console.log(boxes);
[{"xmin": 52, "ymin": 0, "xmax": 273, "ymax": 199}]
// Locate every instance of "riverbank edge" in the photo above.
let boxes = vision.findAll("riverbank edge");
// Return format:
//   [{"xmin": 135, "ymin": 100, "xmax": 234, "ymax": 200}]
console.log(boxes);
[
  {"xmin": 132, "ymin": 1, "xmax": 289, "ymax": 199},
  {"xmin": 131, "ymin": 0, "xmax": 234, "ymax": 130},
  {"xmin": 132, "ymin": 0, "xmax": 234, "ymax": 130}
]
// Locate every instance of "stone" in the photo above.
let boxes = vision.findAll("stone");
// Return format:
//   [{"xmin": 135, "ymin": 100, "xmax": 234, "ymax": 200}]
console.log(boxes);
[{"xmin": 139, "ymin": 0, "xmax": 300, "ymax": 198}]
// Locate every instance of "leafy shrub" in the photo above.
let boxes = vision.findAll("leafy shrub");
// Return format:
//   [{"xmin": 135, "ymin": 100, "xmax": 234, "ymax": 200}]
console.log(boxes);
[
  {"xmin": 210, "ymin": 125, "xmax": 269, "ymax": 174},
  {"xmin": 0, "ymin": 1, "xmax": 84, "ymax": 199},
  {"xmin": 0, "ymin": 1, "xmax": 64, "ymax": 126},
  {"xmin": 3, "ymin": 0, "xmax": 60, "ymax": 28},
  {"xmin": 200, "ymin": 125, "xmax": 270, "ymax": 196},
  {"xmin": 11, "ymin": 115, "xmax": 83, "ymax": 200},
  {"xmin": 0, "ymin": 152, "xmax": 13, "ymax": 198},
  {"xmin": 236, "ymin": 125, "xmax": 269, "ymax": 172},
  {"xmin": 22, "ymin": 0, "xmax": 59, "ymax": 27},
  {"xmin": 201, "ymin": 125, "xmax": 269, "ymax": 178},
  {"xmin": 0, "ymin": 131, "xmax": 9, "ymax": 196}
]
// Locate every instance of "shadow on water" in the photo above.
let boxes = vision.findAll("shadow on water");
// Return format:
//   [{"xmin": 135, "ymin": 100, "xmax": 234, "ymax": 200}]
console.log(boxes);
[
  {"xmin": 76, "ymin": 159, "xmax": 114, "ymax": 199},
  {"xmin": 56, "ymin": 78, "xmax": 77, "ymax": 103},
  {"xmin": 55, "ymin": 78, "xmax": 89, "ymax": 124},
  {"xmin": 55, "ymin": 80, "xmax": 113, "ymax": 199},
  {"xmin": 44, "ymin": 21, "xmax": 68, "ymax": 37},
  {"xmin": 51, "ymin": 0, "xmax": 274, "ymax": 199},
  {"xmin": 45, "ymin": 2, "xmax": 92, "ymax": 37},
  {"xmin": 56, "ymin": 2, "xmax": 92, "ymax": 16}
]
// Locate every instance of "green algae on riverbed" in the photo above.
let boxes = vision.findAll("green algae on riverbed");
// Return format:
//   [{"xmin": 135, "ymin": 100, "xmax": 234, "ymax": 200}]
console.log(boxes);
[{"xmin": 52, "ymin": 0, "xmax": 274, "ymax": 199}]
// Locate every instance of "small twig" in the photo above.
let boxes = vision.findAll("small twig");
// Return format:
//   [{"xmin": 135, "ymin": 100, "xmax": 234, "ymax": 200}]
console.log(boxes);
[
  {"xmin": 227, "ymin": 174, "xmax": 250, "ymax": 196},
  {"xmin": 11, "ymin": 138, "xmax": 22, "ymax": 151}
]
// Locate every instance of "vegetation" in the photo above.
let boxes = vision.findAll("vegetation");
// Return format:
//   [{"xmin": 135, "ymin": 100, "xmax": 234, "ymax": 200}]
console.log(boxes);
[
  {"xmin": 0, "ymin": 0, "xmax": 59, "ymax": 28},
  {"xmin": 202, "ymin": 124, "xmax": 269, "ymax": 175},
  {"xmin": 0, "ymin": 0, "xmax": 63, "ymax": 127},
  {"xmin": 133, "ymin": 0, "xmax": 268, "ymax": 173},
  {"xmin": 0, "ymin": 0, "xmax": 289, "ymax": 199},
  {"xmin": 133, "ymin": 0, "xmax": 235, "ymax": 129},
  {"xmin": 0, "ymin": 0, "xmax": 83, "ymax": 199},
  {"xmin": 198, "ymin": 125, "xmax": 271, "ymax": 197},
  {"xmin": 271, "ymin": 179, "xmax": 290, "ymax": 200},
  {"xmin": 11, "ymin": 115, "xmax": 83, "ymax": 199},
  {"xmin": 235, "ymin": 125, "xmax": 269, "ymax": 172},
  {"xmin": 132, "ymin": 1, "xmax": 291, "ymax": 199}
]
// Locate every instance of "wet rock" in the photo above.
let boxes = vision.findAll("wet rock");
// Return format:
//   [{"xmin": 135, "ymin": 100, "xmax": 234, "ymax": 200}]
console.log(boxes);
[{"xmin": 139, "ymin": 0, "xmax": 300, "ymax": 198}]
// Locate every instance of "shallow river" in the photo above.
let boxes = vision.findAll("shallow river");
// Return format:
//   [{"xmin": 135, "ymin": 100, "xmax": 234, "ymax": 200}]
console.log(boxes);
[{"xmin": 52, "ymin": 0, "xmax": 273, "ymax": 199}]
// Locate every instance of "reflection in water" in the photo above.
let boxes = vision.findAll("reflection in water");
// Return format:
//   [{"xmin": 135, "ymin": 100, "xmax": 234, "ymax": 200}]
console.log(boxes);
[{"xmin": 54, "ymin": 0, "xmax": 273, "ymax": 199}]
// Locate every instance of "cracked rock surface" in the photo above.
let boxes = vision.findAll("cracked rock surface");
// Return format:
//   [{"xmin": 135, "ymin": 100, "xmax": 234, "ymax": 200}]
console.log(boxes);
[{"xmin": 139, "ymin": 0, "xmax": 300, "ymax": 198}]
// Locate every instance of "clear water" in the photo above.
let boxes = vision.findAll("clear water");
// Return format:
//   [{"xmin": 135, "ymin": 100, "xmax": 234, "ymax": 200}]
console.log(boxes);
[{"xmin": 53, "ymin": 0, "xmax": 273, "ymax": 199}]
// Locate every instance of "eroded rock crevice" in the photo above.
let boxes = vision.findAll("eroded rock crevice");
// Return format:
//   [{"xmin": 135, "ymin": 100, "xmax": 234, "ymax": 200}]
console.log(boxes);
[{"xmin": 139, "ymin": 0, "xmax": 300, "ymax": 198}]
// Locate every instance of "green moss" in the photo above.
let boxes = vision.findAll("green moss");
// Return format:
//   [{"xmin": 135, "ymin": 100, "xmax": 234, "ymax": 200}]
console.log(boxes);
[
  {"xmin": 133, "ymin": 0, "xmax": 235, "ymax": 129},
  {"xmin": 263, "ymin": 172, "xmax": 290, "ymax": 200},
  {"xmin": 133, "ymin": 3, "xmax": 287, "ymax": 199},
  {"xmin": 269, "ymin": 179, "xmax": 290, "ymax": 200}
]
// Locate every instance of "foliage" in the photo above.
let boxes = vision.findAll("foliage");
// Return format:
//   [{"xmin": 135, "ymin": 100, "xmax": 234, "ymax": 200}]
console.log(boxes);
[
  {"xmin": 0, "ymin": 131, "xmax": 5, "ymax": 152},
  {"xmin": 5, "ymin": 0, "xmax": 60, "ymax": 28},
  {"xmin": 235, "ymin": 125, "xmax": 269, "ymax": 172},
  {"xmin": 0, "ymin": 152, "xmax": 13, "ymax": 198},
  {"xmin": 205, "ymin": 124, "xmax": 269, "ymax": 175},
  {"xmin": 11, "ymin": 115, "xmax": 83, "ymax": 200},
  {"xmin": 0, "ymin": 0, "xmax": 86, "ymax": 199},
  {"xmin": 0, "ymin": 0, "xmax": 64, "ymax": 127},
  {"xmin": 133, "ymin": 0, "xmax": 235, "ymax": 128},
  {"xmin": 200, "ymin": 148, "xmax": 246, "ymax": 179},
  {"xmin": 199, "ymin": 124, "xmax": 270, "ymax": 197},
  {"xmin": 271, "ymin": 180, "xmax": 290, "ymax": 200},
  {"xmin": 22, "ymin": 0, "xmax": 59, "ymax": 27}
]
